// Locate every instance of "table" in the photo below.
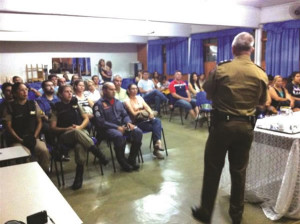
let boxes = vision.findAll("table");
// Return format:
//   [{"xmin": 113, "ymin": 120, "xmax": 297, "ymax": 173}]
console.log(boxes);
[
  {"xmin": 220, "ymin": 127, "xmax": 300, "ymax": 221},
  {"xmin": 0, "ymin": 162, "xmax": 82, "ymax": 224},
  {"xmin": 0, "ymin": 146, "xmax": 30, "ymax": 163}
]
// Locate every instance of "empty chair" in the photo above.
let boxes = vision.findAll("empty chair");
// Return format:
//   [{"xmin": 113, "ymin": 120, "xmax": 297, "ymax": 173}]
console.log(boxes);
[{"xmin": 195, "ymin": 91, "xmax": 212, "ymax": 129}]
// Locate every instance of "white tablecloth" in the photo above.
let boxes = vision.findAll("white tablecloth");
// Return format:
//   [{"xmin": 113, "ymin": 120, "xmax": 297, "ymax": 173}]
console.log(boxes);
[{"xmin": 220, "ymin": 128, "xmax": 300, "ymax": 221}]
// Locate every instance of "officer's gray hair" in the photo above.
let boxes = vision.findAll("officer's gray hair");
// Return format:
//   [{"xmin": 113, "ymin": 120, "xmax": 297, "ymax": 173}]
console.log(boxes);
[
  {"xmin": 113, "ymin": 74, "xmax": 122, "ymax": 81},
  {"xmin": 232, "ymin": 32, "xmax": 254, "ymax": 52}
]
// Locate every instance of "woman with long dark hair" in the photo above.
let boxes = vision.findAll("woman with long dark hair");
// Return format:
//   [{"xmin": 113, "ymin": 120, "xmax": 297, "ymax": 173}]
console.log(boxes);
[
  {"xmin": 124, "ymin": 83, "xmax": 164, "ymax": 160},
  {"xmin": 188, "ymin": 72, "xmax": 201, "ymax": 98}
]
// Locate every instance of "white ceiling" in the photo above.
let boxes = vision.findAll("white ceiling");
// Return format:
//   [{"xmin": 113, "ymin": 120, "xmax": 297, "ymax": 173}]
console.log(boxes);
[
  {"xmin": 237, "ymin": 0, "xmax": 298, "ymax": 8},
  {"xmin": 0, "ymin": 0, "xmax": 299, "ymax": 43}
]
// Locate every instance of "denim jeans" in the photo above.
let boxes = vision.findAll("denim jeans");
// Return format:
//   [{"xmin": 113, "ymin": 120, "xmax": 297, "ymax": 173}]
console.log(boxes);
[
  {"xmin": 143, "ymin": 89, "xmax": 168, "ymax": 113},
  {"xmin": 174, "ymin": 99, "xmax": 196, "ymax": 111},
  {"xmin": 137, "ymin": 118, "xmax": 162, "ymax": 143}
]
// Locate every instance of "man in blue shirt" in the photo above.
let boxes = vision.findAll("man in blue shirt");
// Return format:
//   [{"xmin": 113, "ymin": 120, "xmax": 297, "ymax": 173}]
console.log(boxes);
[
  {"xmin": 38, "ymin": 74, "xmax": 59, "ymax": 95},
  {"xmin": 93, "ymin": 82, "xmax": 143, "ymax": 172},
  {"xmin": 36, "ymin": 80, "xmax": 60, "ymax": 145}
]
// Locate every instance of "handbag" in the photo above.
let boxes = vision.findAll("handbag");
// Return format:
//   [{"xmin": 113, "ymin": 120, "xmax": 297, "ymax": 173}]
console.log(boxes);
[{"xmin": 135, "ymin": 110, "xmax": 151, "ymax": 122}]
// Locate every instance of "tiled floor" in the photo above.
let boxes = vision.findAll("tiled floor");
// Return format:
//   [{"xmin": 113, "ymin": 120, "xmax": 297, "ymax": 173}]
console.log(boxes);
[{"xmin": 50, "ymin": 115, "xmax": 299, "ymax": 224}]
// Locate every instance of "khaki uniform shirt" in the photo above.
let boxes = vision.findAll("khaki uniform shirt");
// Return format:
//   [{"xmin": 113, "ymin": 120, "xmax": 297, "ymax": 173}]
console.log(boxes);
[{"xmin": 204, "ymin": 55, "xmax": 268, "ymax": 116}]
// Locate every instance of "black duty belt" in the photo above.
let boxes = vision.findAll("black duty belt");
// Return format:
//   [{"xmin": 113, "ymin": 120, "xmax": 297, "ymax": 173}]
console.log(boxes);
[{"xmin": 215, "ymin": 112, "xmax": 253, "ymax": 122}]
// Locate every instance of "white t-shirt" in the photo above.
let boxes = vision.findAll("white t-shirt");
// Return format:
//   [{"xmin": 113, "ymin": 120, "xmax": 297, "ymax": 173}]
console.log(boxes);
[
  {"xmin": 85, "ymin": 90, "xmax": 101, "ymax": 103},
  {"xmin": 138, "ymin": 79, "xmax": 155, "ymax": 96}
]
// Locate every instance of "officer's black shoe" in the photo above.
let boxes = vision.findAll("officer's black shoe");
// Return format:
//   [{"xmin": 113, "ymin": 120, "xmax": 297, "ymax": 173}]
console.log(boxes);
[
  {"xmin": 72, "ymin": 165, "xmax": 84, "ymax": 190},
  {"xmin": 127, "ymin": 159, "xmax": 140, "ymax": 171},
  {"xmin": 119, "ymin": 160, "xmax": 133, "ymax": 172},
  {"xmin": 191, "ymin": 206, "xmax": 211, "ymax": 224},
  {"xmin": 89, "ymin": 145, "xmax": 109, "ymax": 166}
]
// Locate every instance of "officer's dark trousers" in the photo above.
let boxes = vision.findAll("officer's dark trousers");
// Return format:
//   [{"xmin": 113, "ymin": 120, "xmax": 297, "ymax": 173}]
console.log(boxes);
[
  {"xmin": 105, "ymin": 127, "xmax": 143, "ymax": 163},
  {"xmin": 200, "ymin": 120, "xmax": 253, "ymax": 222}
]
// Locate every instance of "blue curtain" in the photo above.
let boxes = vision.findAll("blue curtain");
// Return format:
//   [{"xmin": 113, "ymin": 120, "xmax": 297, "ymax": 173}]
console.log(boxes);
[
  {"xmin": 189, "ymin": 28, "xmax": 253, "ymax": 73},
  {"xmin": 217, "ymin": 35, "xmax": 235, "ymax": 63},
  {"xmin": 190, "ymin": 39, "xmax": 204, "ymax": 74},
  {"xmin": 148, "ymin": 40, "xmax": 163, "ymax": 74},
  {"xmin": 165, "ymin": 37, "xmax": 188, "ymax": 75},
  {"xmin": 264, "ymin": 20, "xmax": 300, "ymax": 78}
]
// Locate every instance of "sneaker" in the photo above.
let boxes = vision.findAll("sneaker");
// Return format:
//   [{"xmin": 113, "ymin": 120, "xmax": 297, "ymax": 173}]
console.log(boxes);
[
  {"xmin": 61, "ymin": 155, "xmax": 70, "ymax": 162},
  {"xmin": 153, "ymin": 149, "xmax": 164, "ymax": 159},
  {"xmin": 154, "ymin": 140, "xmax": 164, "ymax": 151}
]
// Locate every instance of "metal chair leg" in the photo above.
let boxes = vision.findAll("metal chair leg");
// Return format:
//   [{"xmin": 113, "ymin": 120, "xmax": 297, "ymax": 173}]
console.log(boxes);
[
  {"xmin": 59, "ymin": 159, "xmax": 65, "ymax": 186},
  {"xmin": 53, "ymin": 158, "xmax": 61, "ymax": 187},
  {"xmin": 162, "ymin": 128, "xmax": 168, "ymax": 156},
  {"xmin": 180, "ymin": 107, "xmax": 184, "ymax": 125},
  {"xmin": 108, "ymin": 141, "xmax": 116, "ymax": 173}
]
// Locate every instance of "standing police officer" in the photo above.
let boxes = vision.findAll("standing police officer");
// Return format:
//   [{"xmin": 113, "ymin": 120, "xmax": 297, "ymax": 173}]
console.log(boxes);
[
  {"xmin": 192, "ymin": 32, "xmax": 268, "ymax": 224},
  {"xmin": 50, "ymin": 85, "xmax": 108, "ymax": 190}
]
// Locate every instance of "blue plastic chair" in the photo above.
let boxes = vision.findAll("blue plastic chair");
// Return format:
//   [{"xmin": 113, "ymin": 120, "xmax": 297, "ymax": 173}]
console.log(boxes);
[
  {"xmin": 195, "ymin": 91, "xmax": 212, "ymax": 129},
  {"xmin": 121, "ymin": 78, "xmax": 135, "ymax": 89}
]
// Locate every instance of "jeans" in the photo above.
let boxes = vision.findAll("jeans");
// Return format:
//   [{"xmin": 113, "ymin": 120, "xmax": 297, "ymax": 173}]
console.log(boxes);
[
  {"xmin": 174, "ymin": 99, "xmax": 196, "ymax": 111},
  {"xmin": 137, "ymin": 118, "xmax": 162, "ymax": 143},
  {"xmin": 143, "ymin": 89, "xmax": 168, "ymax": 113}
]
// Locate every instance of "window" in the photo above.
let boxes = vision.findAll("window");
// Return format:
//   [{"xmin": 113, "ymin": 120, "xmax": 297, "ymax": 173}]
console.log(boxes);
[{"xmin": 203, "ymin": 38, "xmax": 217, "ymax": 62}]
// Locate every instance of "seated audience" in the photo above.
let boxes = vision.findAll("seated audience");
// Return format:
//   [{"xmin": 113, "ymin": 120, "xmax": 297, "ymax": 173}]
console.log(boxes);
[
  {"xmin": 152, "ymin": 71, "xmax": 160, "ymax": 89},
  {"xmin": 92, "ymin": 75, "xmax": 102, "ymax": 93},
  {"xmin": 269, "ymin": 75, "xmax": 294, "ymax": 110},
  {"xmin": 58, "ymin": 77, "xmax": 67, "ymax": 87},
  {"xmin": 256, "ymin": 90, "xmax": 278, "ymax": 116},
  {"xmin": 39, "ymin": 74, "xmax": 59, "ymax": 95},
  {"xmin": 35, "ymin": 80, "xmax": 60, "ymax": 145},
  {"xmin": 12, "ymin": 75, "xmax": 41, "ymax": 97},
  {"xmin": 93, "ymin": 82, "xmax": 142, "ymax": 172},
  {"xmin": 73, "ymin": 80, "xmax": 94, "ymax": 119},
  {"xmin": 12, "ymin": 76, "xmax": 23, "ymax": 84},
  {"xmin": 286, "ymin": 71, "xmax": 300, "ymax": 111},
  {"xmin": 50, "ymin": 85, "xmax": 108, "ymax": 190},
  {"xmin": 0, "ymin": 82, "xmax": 13, "ymax": 119},
  {"xmin": 113, "ymin": 75, "xmax": 128, "ymax": 102},
  {"xmin": 3, "ymin": 82, "xmax": 50, "ymax": 173},
  {"xmin": 135, "ymin": 70, "xmax": 143, "ymax": 83},
  {"xmin": 86, "ymin": 80, "xmax": 101, "ymax": 103},
  {"xmin": 199, "ymin": 73, "xmax": 206, "ymax": 90},
  {"xmin": 124, "ymin": 84, "xmax": 164, "ymax": 159},
  {"xmin": 267, "ymin": 74, "xmax": 274, "ymax": 87},
  {"xmin": 188, "ymin": 72, "xmax": 201, "ymax": 98},
  {"xmin": 70, "ymin": 74, "xmax": 80, "ymax": 87},
  {"xmin": 63, "ymin": 71, "xmax": 70, "ymax": 82},
  {"xmin": 138, "ymin": 70, "xmax": 168, "ymax": 116},
  {"xmin": 169, "ymin": 70, "xmax": 199, "ymax": 120},
  {"xmin": 157, "ymin": 75, "xmax": 171, "ymax": 100}
]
